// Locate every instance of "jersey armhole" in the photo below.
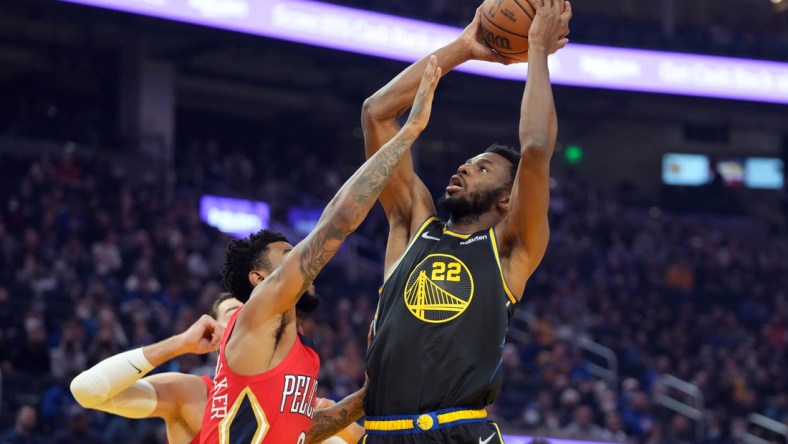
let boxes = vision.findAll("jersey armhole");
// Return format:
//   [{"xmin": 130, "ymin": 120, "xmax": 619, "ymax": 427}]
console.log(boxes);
[
  {"xmin": 488, "ymin": 228, "xmax": 518, "ymax": 305},
  {"xmin": 381, "ymin": 216, "xmax": 440, "ymax": 288}
]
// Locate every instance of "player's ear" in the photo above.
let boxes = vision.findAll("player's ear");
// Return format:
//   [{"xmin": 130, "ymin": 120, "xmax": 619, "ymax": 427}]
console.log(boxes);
[
  {"xmin": 249, "ymin": 270, "xmax": 265, "ymax": 287},
  {"xmin": 498, "ymin": 192, "xmax": 511, "ymax": 211}
]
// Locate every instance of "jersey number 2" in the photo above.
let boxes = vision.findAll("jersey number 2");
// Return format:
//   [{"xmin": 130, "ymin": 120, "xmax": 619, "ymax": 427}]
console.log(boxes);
[{"xmin": 431, "ymin": 261, "xmax": 461, "ymax": 282}]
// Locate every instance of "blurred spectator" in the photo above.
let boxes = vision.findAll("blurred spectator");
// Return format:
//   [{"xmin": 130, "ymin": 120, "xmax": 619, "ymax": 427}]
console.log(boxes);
[
  {"xmin": 0, "ymin": 405, "xmax": 42, "ymax": 444},
  {"xmin": 14, "ymin": 313, "xmax": 50, "ymax": 375},
  {"xmin": 564, "ymin": 405, "xmax": 607, "ymax": 440},
  {"xmin": 49, "ymin": 406, "xmax": 105, "ymax": 444}
]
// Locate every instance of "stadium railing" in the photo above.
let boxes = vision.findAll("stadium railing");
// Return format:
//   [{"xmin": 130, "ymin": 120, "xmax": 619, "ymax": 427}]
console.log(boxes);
[
  {"xmin": 653, "ymin": 374, "xmax": 705, "ymax": 442},
  {"xmin": 743, "ymin": 412, "xmax": 788, "ymax": 444}
]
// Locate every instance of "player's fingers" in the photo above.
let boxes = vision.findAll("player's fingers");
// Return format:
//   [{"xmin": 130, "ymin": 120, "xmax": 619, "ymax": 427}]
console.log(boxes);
[
  {"xmin": 556, "ymin": 38, "xmax": 569, "ymax": 50},
  {"xmin": 199, "ymin": 314, "xmax": 215, "ymax": 328},
  {"xmin": 421, "ymin": 57, "xmax": 440, "ymax": 93},
  {"xmin": 315, "ymin": 398, "xmax": 336, "ymax": 409},
  {"xmin": 208, "ymin": 328, "xmax": 223, "ymax": 350},
  {"xmin": 562, "ymin": 0, "xmax": 572, "ymax": 19},
  {"xmin": 524, "ymin": 0, "xmax": 543, "ymax": 11},
  {"xmin": 423, "ymin": 55, "xmax": 437, "ymax": 80}
]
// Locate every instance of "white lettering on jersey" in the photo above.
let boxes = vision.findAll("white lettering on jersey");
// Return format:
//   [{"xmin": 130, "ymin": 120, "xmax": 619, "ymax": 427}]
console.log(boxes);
[
  {"xmin": 459, "ymin": 234, "xmax": 488, "ymax": 245},
  {"xmin": 280, "ymin": 374, "xmax": 317, "ymax": 418},
  {"xmin": 210, "ymin": 360, "xmax": 229, "ymax": 419},
  {"xmin": 281, "ymin": 375, "xmax": 296, "ymax": 412}
]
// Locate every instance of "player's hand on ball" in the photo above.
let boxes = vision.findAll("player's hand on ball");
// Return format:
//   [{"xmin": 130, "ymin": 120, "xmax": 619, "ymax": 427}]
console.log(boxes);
[
  {"xmin": 460, "ymin": 6, "xmax": 519, "ymax": 65},
  {"xmin": 525, "ymin": 0, "xmax": 571, "ymax": 54}
]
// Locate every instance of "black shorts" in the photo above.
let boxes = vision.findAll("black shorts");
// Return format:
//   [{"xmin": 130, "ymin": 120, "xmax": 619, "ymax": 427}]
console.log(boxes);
[{"xmin": 359, "ymin": 421, "xmax": 505, "ymax": 444}]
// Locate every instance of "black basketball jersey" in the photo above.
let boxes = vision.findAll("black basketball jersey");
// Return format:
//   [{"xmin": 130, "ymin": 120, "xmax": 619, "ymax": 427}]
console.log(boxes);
[{"xmin": 365, "ymin": 217, "xmax": 519, "ymax": 416}]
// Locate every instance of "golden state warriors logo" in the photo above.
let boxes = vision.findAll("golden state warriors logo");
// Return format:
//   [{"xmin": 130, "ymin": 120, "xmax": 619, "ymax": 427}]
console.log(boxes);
[{"xmin": 404, "ymin": 254, "xmax": 474, "ymax": 323}]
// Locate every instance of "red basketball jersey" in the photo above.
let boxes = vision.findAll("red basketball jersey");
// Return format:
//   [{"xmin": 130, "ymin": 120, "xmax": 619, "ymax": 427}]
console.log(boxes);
[
  {"xmin": 200, "ymin": 308, "xmax": 320, "ymax": 444},
  {"xmin": 185, "ymin": 376, "xmax": 214, "ymax": 444}
]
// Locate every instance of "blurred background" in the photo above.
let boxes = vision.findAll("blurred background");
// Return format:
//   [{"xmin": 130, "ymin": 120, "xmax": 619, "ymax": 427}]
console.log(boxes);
[{"xmin": 0, "ymin": 0, "xmax": 786, "ymax": 443}]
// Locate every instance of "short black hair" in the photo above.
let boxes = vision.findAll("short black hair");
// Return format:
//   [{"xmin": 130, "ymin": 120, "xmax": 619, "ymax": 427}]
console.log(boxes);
[
  {"xmin": 484, "ymin": 143, "xmax": 520, "ymax": 186},
  {"xmin": 221, "ymin": 230, "xmax": 289, "ymax": 303},
  {"xmin": 209, "ymin": 292, "xmax": 237, "ymax": 319}
]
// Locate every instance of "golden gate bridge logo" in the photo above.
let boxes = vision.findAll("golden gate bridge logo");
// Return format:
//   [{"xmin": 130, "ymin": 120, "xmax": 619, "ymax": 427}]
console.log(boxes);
[{"xmin": 404, "ymin": 254, "xmax": 474, "ymax": 323}]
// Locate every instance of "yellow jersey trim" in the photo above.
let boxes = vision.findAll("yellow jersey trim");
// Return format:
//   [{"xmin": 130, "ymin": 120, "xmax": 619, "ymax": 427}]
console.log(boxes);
[
  {"xmin": 441, "ymin": 226, "xmax": 472, "ymax": 239},
  {"xmin": 382, "ymin": 216, "xmax": 439, "ymax": 285},
  {"xmin": 493, "ymin": 422, "xmax": 505, "ymax": 443},
  {"xmin": 437, "ymin": 408, "xmax": 487, "ymax": 424},
  {"xmin": 364, "ymin": 408, "xmax": 487, "ymax": 431},
  {"xmin": 488, "ymin": 228, "xmax": 517, "ymax": 304}
]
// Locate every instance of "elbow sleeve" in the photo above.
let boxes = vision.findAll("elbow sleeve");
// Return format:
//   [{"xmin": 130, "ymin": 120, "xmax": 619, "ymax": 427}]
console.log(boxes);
[{"xmin": 70, "ymin": 347, "xmax": 153, "ymax": 408}]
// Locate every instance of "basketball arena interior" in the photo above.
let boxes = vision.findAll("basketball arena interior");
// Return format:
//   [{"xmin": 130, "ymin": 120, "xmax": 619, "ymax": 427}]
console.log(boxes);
[{"xmin": 0, "ymin": 0, "xmax": 787, "ymax": 443}]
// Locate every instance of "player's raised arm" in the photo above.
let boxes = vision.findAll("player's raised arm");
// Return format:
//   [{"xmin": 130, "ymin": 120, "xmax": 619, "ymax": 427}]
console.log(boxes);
[
  {"xmin": 361, "ymin": 7, "xmax": 513, "ymax": 272},
  {"xmin": 240, "ymin": 56, "xmax": 442, "ymax": 323},
  {"xmin": 497, "ymin": 0, "xmax": 571, "ymax": 295}
]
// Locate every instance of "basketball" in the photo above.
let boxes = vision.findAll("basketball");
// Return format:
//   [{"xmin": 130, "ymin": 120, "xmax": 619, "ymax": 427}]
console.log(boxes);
[{"xmin": 480, "ymin": 0, "xmax": 535, "ymax": 61}]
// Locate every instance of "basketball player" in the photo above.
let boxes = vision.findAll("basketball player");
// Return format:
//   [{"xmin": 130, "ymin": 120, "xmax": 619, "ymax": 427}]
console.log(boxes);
[
  {"xmin": 199, "ymin": 56, "xmax": 442, "ymax": 444},
  {"xmin": 70, "ymin": 293, "xmax": 239, "ymax": 444},
  {"xmin": 70, "ymin": 292, "xmax": 363, "ymax": 444},
  {"xmin": 360, "ymin": 0, "xmax": 571, "ymax": 442}
]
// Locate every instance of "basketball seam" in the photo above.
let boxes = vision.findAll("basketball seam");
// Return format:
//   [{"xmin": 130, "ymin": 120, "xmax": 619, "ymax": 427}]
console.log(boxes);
[
  {"xmin": 512, "ymin": 0, "xmax": 535, "ymax": 21},
  {"xmin": 481, "ymin": 11, "xmax": 530, "ymax": 40}
]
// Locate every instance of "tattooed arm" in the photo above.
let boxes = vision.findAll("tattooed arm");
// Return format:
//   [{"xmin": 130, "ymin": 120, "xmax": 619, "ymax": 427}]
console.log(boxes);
[
  {"xmin": 241, "ymin": 56, "xmax": 442, "ymax": 322},
  {"xmin": 306, "ymin": 387, "xmax": 366, "ymax": 444}
]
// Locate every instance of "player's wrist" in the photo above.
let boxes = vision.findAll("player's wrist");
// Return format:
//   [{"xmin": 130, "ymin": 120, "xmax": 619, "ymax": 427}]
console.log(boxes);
[
  {"xmin": 448, "ymin": 38, "xmax": 474, "ymax": 62},
  {"xmin": 173, "ymin": 332, "xmax": 197, "ymax": 355},
  {"xmin": 150, "ymin": 334, "xmax": 192, "ymax": 361},
  {"xmin": 527, "ymin": 43, "xmax": 550, "ymax": 59},
  {"xmin": 528, "ymin": 40, "xmax": 549, "ymax": 52}
]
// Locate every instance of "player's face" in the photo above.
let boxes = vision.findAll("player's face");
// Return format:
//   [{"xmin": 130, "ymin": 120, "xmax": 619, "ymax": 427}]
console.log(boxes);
[
  {"xmin": 265, "ymin": 241, "xmax": 295, "ymax": 269},
  {"xmin": 440, "ymin": 152, "xmax": 512, "ymax": 218},
  {"xmin": 215, "ymin": 297, "xmax": 243, "ymax": 326},
  {"xmin": 263, "ymin": 241, "xmax": 319, "ymax": 310}
]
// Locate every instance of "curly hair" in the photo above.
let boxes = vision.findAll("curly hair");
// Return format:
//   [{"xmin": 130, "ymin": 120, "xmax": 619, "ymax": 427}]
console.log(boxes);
[{"xmin": 221, "ymin": 230, "xmax": 289, "ymax": 303}]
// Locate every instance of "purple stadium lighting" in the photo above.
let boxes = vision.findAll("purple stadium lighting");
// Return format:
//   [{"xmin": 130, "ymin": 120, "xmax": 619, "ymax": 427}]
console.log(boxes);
[
  {"xmin": 199, "ymin": 194, "xmax": 270, "ymax": 238},
  {"xmin": 501, "ymin": 437, "xmax": 616, "ymax": 444},
  {"xmin": 59, "ymin": 0, "xmax": 788, "ymax": 104}
]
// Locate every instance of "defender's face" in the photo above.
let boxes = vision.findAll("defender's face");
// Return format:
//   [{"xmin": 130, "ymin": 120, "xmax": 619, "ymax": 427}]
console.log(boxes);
[
  {"xmin": 265, "ymin": 241, "xmax": 294, "ymax": 270},
  {"xmin": 215, "ymin": 297, "xmax": 243, "ymax": 326},
  {"xmin": 255, "ymin": 241, "xmax": 318, "ymax": 310}
]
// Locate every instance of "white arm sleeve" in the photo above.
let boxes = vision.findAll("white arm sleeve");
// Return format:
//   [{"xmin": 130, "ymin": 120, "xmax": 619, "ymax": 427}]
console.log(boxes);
[
  {"xmin": 70, "ymin": 347, "xmax": 156, "ymax": 416},
  {"xmin": 89, "ymin": 379, "xmax": 157, "ymax": 418}
]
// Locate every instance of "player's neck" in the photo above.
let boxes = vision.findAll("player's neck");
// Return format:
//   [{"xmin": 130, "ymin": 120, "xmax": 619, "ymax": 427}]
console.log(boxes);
[{"xmin": 446, "ymin": 211, "xmax": 499, "ymax": 234}]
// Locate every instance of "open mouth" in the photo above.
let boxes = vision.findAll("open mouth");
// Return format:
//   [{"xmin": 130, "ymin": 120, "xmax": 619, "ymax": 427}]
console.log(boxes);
[{"xmin": 446, "ymin": 175, "xmax": 463, "ymax": 192}]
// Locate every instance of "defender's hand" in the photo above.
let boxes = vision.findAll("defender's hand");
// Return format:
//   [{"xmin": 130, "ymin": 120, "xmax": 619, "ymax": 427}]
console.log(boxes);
[
  {"xmin": 314, "ymin": 398, "xmax": 337, "ymax": 409},
  {"xmin": 177, "ymin": 315, "xmax": 225, "ymax": 355},
  {"xmin": 403, "ymin": 55, "xmax": 442, "ymax": 133}
]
